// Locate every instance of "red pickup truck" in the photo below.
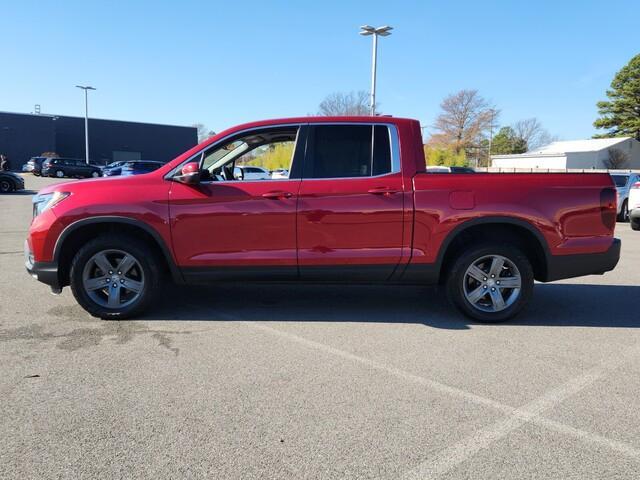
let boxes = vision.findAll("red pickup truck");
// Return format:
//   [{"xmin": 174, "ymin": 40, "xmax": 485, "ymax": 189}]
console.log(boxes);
[{"xmin": 26, "ymin": 116, "xmax": 620, "ymax": 322}]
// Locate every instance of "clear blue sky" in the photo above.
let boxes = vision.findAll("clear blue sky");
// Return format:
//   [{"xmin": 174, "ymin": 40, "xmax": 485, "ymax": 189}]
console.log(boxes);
[{"xmin": 3, "ymin": 0, "xmax": 639, "ymax": 140}]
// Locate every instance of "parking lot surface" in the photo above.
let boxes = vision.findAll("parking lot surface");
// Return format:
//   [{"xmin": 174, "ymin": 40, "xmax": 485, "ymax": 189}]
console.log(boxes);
[{"xmin": 1, "ymin": 175, "xmax": 639, "ymax": 479}]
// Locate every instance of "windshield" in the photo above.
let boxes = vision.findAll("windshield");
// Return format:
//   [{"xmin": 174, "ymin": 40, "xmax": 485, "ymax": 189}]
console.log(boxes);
[{"xmin": 611, "ymin": 175, "xmax": 628, "ymax": 187}]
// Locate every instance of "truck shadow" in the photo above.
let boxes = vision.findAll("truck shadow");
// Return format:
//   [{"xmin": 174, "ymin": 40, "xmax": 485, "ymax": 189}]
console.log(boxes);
[{"xmin": 146, "ymin": 283, "xmax": 640, "ymax": 330}]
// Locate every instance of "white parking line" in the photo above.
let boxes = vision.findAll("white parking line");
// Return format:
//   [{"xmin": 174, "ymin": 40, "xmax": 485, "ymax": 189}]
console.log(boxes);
[
  {"xmin": 402, "ymin": 351, "xmax": 640, "ymax": 479},
  {"xmin": 244, "ymin": 322, "xmax": 640, "ymax": 477}
]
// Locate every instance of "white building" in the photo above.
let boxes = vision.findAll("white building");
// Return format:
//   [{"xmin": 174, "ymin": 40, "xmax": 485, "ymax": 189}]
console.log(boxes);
[{"xmin": 491, "ymin": 137, "xmax": 640, "ymax": 170}]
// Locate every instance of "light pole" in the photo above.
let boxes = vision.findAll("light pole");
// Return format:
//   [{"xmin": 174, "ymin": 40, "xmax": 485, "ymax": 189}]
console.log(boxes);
[
  {"xmin": 75, "ymin": 85, "xmax": 96, "ymax": 164},
  {"xmin": 359, "ymin": 25, "xmax": 392, "ymax": 116}
]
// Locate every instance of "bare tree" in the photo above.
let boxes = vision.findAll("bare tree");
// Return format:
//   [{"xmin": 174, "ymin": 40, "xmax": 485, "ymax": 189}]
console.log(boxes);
[
  {"xmin": 192, "ymin": 123, "xmax": 216, "ymax": 143},
  {"xmin": 433, "ymin": 90, "xmax": 497, "ymax": 154},
  {"xmin": 318, "ymin": 91, "xmax": 373, "ymax": 116},
  {"xmin": 603, "ymin": 148, "xmax": 629, "ymax": 169},
  {"xmin": 512, "ymin": 118, "xmax": 555, "ymax": 151}
]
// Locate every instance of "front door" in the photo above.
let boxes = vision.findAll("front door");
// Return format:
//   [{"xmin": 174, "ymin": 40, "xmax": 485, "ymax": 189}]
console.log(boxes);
[
  {"xmin": 169, "ymin": 125, "xmax": 305, "ymax": 282},
  {"xmin": 297, "ymin": 124, "xmax": 406, "ymax": 281}
]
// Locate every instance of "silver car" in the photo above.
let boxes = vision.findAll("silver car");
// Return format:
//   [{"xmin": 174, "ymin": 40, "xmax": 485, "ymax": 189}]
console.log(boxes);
[{"xmin": 611, "ymin": 172, "xmax": 640, "ymax": 222}]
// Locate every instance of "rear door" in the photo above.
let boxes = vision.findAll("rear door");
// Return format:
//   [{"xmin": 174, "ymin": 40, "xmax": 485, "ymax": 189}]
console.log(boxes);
[{"xmin": 297, "ymin": 123, "xmax": 405, "ymax": 281}]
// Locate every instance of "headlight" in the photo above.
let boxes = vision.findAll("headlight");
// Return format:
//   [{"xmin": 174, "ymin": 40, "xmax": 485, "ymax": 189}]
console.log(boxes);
[{"xmin": 32, "ymin": 191, "xmax": 70, "ymax": 218}]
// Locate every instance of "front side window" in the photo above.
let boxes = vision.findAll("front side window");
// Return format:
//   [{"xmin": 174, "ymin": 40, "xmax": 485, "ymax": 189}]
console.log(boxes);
[
  {"xmin": 200, "ymin": 126, "xmax": 300, "ymax": 181},
  {"xmin": 305, "ymin": 125, "xmax": 392, "ymax": 179}
]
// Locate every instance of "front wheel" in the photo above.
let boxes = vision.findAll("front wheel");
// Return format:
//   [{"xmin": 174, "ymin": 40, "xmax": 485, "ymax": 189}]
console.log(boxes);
[
  {"xmin": 445, "ymin": 243, "xmax": 534, "ymax": 322},
  {"xmin": 91, "ymin": 171, "xmax": 100, "ymax": 178},
  {"xmin": 69, "ymin": 235, "xmax": 161, "ymax": 319}
]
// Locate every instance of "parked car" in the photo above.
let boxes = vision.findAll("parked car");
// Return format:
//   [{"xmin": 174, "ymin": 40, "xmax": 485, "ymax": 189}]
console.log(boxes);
[
  {"xmin": 41, "ymin": 158, "xmax": 102, "ymax": 178},
  {"xmin": 25, "ymin": 156, "xmax": 49, "ymax": 176},
  {"xmin": 233, "ymin": 165, "xmax": 271, "ymax": 180},
  {"xmin": 26, "ymin": 116, "xmax": 620, "ymax": 321},
  {"xmin": 426, "ymin": 166, "xmax": 476, "ymax": 173},
  {"xmin": 0, "ymin": 171, "xmax": 25, "ymax": 193},
  {"xmin": 610, "ymin": 172, "xmax": 640, "ymax": 222},
  {"xmin": 103, "ymin": 161, "xmax": 163, "ymax": 177},
  {"xmin": 101, "ymin": 161, "xmax": 128, "ymax": 176},
  {"xmin": 270, "ymin": 168, "xmax": 289, "ymax": 179},
  {"xmin": 629, "ymin": 179, "xmax": 640, "ymax": 230}
]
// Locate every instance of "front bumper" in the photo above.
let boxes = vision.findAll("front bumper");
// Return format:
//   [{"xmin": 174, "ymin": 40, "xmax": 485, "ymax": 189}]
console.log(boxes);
[
  {"xmin": 25, "ymin": 241, "xmax": 62, "ymax": 292},
  {"xmin": 544, "ymin": 238, "xmax": 621, "ymax": 282}
]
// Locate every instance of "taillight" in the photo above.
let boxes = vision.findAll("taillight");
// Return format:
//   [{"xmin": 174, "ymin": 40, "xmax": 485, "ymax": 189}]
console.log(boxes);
[{"xmin": 600, "ymin": 188, "xmax": 616, "ymax": 230}]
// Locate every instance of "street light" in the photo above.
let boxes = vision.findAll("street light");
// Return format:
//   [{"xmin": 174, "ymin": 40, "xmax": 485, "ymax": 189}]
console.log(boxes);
[
  {"xmin": 359, "ymin": 25, "xmax": 393, "ymax": 115},
  {"xmin": 75, "ymin": 85, "xmax": 96, "ymax": 164}
]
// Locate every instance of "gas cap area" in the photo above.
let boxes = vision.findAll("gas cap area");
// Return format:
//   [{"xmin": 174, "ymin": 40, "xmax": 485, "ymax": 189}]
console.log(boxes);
[{"xmin": 449, "ymin": 191, "xmax": 475, "ymax": 210}]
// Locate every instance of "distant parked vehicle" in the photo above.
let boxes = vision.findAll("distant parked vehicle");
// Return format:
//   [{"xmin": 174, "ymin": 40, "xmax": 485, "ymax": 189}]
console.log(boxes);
[
  {"xmin": 41, "ymin": 158, "xmax": 102, "ymax": 179},
  {"xmin": 629, "ymin": 180, "xmax": 640, "ymax": 231},
  {"xmin": 610, "ymin": 172, "xmax": 640, "ymax": 222},
  {"xmin": 426, "ymin": 166, "xmax": 476, "ymax": 173},
  {"xmin": 103, "ymin": 161, "xmax": 163, "ymax": 177},
  {"xmin": 270, "ymin": 168, "xmax": 289, "ymax": 179},
  {"xmin": 233, "ymin": 165, "xmax": 271, "ymax": 180},
  {"xmin": 101, "ymin": 161, "xmax": 128, "ymax": 176},
  {"xmin": 25, "ymin": 157, "xmax": 49, "ymax": 176},
  {"xmin": 0, "ymin": 171, "xmax": 25, "ymax": 193}
]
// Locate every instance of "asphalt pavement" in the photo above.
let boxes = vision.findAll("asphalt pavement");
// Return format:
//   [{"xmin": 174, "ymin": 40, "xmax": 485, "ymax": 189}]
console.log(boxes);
[{"xmin": 1, "ymin": 174, "xmax": 639, "ymax": 479}]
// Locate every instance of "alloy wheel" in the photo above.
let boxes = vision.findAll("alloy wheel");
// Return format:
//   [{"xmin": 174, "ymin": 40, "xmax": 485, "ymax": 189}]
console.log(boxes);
[
  {"xmin": 82, "ymin": 249, "xmax": 145, "ymax": 309},
  {"xmin": 463, "ymin": 254, "xmax": 522, "ymax": 313}
]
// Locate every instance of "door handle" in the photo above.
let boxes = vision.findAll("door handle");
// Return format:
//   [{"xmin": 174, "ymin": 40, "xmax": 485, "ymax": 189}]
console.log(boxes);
[
  {"xmin": 367, "ymin": 186, "xmax": 399, "ymax": 196},
  {"xmin": 262, "ymin": 191, "xmax": 293, "ymax": 199}
]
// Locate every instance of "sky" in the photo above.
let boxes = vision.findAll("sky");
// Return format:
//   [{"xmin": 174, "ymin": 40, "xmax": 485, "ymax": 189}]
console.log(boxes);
[{"xmin": 2, "ymin": 0, "xmax": 639, "ymax": 140}]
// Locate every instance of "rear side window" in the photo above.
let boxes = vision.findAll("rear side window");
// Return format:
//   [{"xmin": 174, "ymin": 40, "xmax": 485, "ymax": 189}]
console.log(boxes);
[
  {"xmin": 305, "ymin": 125, "xmax": 392, "ymax": 179},
  {"xmin": 611, "ymin": 175, "xmax": 628, "ymax": 187}
]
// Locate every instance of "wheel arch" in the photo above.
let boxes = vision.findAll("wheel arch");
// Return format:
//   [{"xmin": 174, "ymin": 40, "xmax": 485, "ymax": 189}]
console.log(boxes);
[
  {"xmin": 54, "ymin": 216, "xmax": 183, "ymax": 287},
  {"xmin": 437, "ymin": 216, "xmax": 551, "ymax": 282}
]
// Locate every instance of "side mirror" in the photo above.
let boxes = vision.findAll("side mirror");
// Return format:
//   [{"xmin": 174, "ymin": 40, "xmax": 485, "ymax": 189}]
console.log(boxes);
[{"xmin": 174, "ymin": 162, "xmax": 201, "ymax": 185}]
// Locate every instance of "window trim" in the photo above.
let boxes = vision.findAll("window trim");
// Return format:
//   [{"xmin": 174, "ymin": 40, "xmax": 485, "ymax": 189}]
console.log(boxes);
[
  {"xmin": 165, "ymin": 123, "xmax": 306, "ymax": 183},
  {"xmin": 164, "ymin": 122, "xmax": 401, "ymax": 182},
  {"xmin": 301, "ymin": 123, "xmax": 400, "ymax": 181}
]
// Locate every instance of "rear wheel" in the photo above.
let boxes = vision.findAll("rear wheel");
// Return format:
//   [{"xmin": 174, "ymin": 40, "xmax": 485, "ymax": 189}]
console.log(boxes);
[
  {"xmin": 618, "ymin": 199, "xmax": 629, "ymax": 222},
  {"xmin": 631, "ymin": 214, "xmax": 640, "ymax": 231},
  {"xmin": 91, "ymin": 171, "xmax": 100, "ymax": 178},
  {"xmin": 445, "ymin": 243, "xmax": 534, "ymax": 322},
  {"xmin": 70, "ymin": 235, "xmax": 161, "ymax": 319},
  {"xmin": 0, "ymin": 179, "xmax": 14, "ymax": 193},
  {"xmin": 55, "ymin": 170, "xmax": 65, "ymax": 178}
]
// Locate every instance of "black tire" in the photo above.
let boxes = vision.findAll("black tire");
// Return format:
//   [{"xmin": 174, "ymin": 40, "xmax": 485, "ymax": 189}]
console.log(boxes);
[
  {"xmin": 618, "ymin": 200, "xmax": 629, "ymax": 222},
  {"xmin": 54, "ymin": 170, "xmax": 65, "ymax": 178},
  {"xmin": 445, "ymin": 243, "xmax": 534, "ymax": 322},
  {"xmin": 0, "ymin": 178, "xmax": 14, "ymax": 193},
  {"xmin": 631, "ymin": 215, "xmax": 640, "ymax": 231},
  {"xmin": 69, "ymin": 234, "xmax": 162, "ymax": 319}
]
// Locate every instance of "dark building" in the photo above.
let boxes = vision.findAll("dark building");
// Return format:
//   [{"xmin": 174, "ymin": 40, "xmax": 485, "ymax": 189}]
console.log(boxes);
[{"xmin": 0, "ymin": 111, "xmax": 198, "ymax": 169}]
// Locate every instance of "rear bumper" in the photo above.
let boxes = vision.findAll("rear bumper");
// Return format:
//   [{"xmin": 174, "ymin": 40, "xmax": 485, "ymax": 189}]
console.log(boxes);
[{"xmin": 544, "ymin": 238, "xmax": 621, "ymax": 282}]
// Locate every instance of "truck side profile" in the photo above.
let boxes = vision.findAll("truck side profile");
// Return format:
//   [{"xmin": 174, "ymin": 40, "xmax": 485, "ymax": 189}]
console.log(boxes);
[{"xmin": 26, "ymin": 116, "xmax": 621, "ymax": 321}]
